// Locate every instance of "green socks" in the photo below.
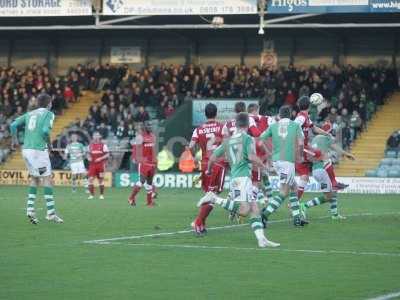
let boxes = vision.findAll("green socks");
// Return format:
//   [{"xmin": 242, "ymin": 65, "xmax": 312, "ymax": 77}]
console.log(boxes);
[
  {"xmin": 289, "ymin": 192, "xmax": 300, "ymax": 217},
  {"xmin": 44, "ymin": 187, "xmax": 55, "ymax": 216},
  {"xmin": 27, "ymin": 186, "xmax": 37, "ymax": 214}
]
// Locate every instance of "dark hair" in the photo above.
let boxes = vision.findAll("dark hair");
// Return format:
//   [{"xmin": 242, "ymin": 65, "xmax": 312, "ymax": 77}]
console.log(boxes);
[
  {"xmin": 235, "ymin": 112, "xmax": 249, "ymax": 128},
  {"xmin": 234, "ymin": 102, "xmax": 246, "ymax": 113},
  {"xmin": 279, "ymin": 105, "xmax": 292, "ymax": 119},
  {"xmin": 247, "ymin": 103, "xmax": 259, "ymax": 114},
  {"xmin": 298, "ymin": 96, "xmax": 310, "ymax": 111},
  {"xmin": 205, "ymin": 103, "xmax": 217, "ymax": 119},
  {"xmin": 37, "ymin": 93, "xmax": 51, "ymax": 108}
]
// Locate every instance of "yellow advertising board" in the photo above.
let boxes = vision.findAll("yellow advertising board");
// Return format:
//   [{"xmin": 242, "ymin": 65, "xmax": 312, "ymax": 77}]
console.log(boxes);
[{"xmin": 0, "ymin": 170, "xmax": 112, "ymax": 187}]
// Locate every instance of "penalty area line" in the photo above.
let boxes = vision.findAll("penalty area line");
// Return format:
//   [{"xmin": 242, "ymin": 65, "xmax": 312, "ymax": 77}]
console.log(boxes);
[
  {"xmin": 91, "ymin": 242, "xmax": 400, "ymax": 258},
  {"xmin": 366, "ymin": 291, "xmax": 400, "ymax": 300},
  {"xmin": 83, "ymin": 211, "xmax": 400, "ymax": 244}
]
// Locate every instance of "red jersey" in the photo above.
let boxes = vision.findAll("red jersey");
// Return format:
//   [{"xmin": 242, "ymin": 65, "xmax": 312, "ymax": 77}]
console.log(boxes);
[
  {"xmin": 295, "ymin": 110, "xmax": 314, "ymax": 147},
  {"xmin": 295, "ymin": 110, "xmax": 314, "ymax": 162},
  {"xmin": 132, "ymin": 131, "xmax": 157, "ymax": 165},
  {"xmin": 190, "ymin": 120, "xmax": 224, "ymax": 163},
  {"xmin": 222, "ymin": 116, "xmax": 261, "ymax": 137},
  {"xmin": 89, "ymin": 142, "xmax": 109, "ymax": 164}
]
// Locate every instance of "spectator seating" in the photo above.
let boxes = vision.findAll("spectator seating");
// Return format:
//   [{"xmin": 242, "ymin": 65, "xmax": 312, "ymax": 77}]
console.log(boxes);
[{"xmin": 365, "ymin": 147, "xmax": 400, "ymax": 177}]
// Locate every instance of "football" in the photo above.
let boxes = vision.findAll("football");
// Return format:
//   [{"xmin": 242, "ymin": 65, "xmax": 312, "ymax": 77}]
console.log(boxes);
[{"xmin": 310, "ymin": 93, "xmax": 324, "ymax": 106}]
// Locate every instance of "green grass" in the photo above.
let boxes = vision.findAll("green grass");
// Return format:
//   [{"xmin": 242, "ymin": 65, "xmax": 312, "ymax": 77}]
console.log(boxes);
[{"xmin": 0, "ymin": 186, "xmax": 400, "ymax": 300}]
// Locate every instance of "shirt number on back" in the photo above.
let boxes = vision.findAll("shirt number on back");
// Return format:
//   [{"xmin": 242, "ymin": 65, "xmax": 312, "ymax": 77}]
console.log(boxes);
[
  {"xmin": 206, "ymin": 133, "xmax": 216, "ymax": 151},
  {"xmin": 28, "ymin": 115, "xmax": 37, "ymax": 131}
]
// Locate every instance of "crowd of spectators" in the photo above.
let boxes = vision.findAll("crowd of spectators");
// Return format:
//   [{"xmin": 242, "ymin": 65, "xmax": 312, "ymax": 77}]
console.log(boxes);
[
  {"xmin": 1, "ymin": 62, "xmax": 398, "ymax": 165},
  {"xmin": 67, "ymin": 63, "xmax": 398, "ymax": 150},
  {"xmin": 0, "ymin": 64, "xmax": 83, "ymax": 162}
]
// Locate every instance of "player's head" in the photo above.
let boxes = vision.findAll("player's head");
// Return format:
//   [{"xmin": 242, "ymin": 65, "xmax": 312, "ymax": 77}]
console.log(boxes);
[
  {"xmin": 70, "ymin": 133, "xmax": 78, "ymax": 142},
  {"xmin": 143, "ymin": 121, "xmax": 152, "ymax": 133},
  {"xmin": 235, "ymin": 112, "xmax": 249, "ymax": 129},
  {"xmin": 247, "ymin": 103, "xmax": 259, "ymax": 115},
  {"xmin": 322, "ymin": 121, "xmax": 333, "ymax": 135},
  {"xmin": 298, "ymin": 96, "xmax": 310, "ymax": 111},
  {"xmin": 92, "ymin": 131, "xmax": 102, "ymax": 142},
  {"xmin": 37, "ymin": 93, "xmax": 52, "ymax": 110},
  {"xmin": 234, "ymin": 101, "xmax": 246, "ymax": 114},
  {"xmin": 205, "ymin": 103, "xmax": 217, "ymax": 120},
  {"xmin": 279, "ymin": 105, "xmax": 292, "ymax": 119}
]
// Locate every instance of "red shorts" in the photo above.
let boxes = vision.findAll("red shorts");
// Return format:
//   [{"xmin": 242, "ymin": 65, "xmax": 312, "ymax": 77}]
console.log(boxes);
[
  {"xmin": 201, "ymin": 162, "xmax": 226, "ymax": 193},
  {"xmin": 88, "ymin": 163, "xmax": 105, "ymax": 178},
  {"xmin": 295, "ymin": 161, "xmax": 312, "ymax": 176},
  {"xmin": 251, "ymin": 167, "xmax": 262, "ymax": 184},
  {"xmin": 138, "ymin": 163, "xmax": 156, "ymax": 179}
]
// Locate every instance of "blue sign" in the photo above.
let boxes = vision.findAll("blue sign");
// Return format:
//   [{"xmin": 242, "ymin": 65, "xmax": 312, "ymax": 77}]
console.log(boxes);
[{"xmin": 267, "ymin": 0, "xmax": 400, "ymax": 13}]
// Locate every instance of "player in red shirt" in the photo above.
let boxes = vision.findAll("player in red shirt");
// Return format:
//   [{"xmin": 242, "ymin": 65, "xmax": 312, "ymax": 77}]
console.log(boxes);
[
  {"xmin": 189, "ymin": 103, "xmax": 225, "ymax": 234},
  {"xmin": 295, "ymin": 96, "xmax": 347, "ymax": 199},
  {"xmin": 87, "ymin": 131, "xmax": 109, "ymax": 200},
  {"xmin": 128, "ymin": 122, "xmax": 157, "ymax": 207},
  {"xmin": 247, "ymin": 103, "xmax": 274, "ymax": 205}
]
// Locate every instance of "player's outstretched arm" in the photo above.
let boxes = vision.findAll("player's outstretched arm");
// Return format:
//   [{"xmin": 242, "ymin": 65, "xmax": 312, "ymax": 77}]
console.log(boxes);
[
  {"xmin": 313, "ymin": 125, "xmax": 331, "ymax": 137},
  {"xmin": 331, "ymin": 144, "xmax": 356, "ymax": 160}
]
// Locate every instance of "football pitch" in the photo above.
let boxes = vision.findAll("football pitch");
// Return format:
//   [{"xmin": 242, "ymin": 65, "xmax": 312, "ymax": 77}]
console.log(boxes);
[{"xmin": 1, "ymin": 186, "xmax": 399, "ymax": 300}]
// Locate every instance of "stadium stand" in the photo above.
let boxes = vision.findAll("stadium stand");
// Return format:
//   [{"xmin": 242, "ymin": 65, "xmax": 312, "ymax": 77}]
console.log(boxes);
[
  {"xmin": 365, "ymin": 129, "xmax": 400, "ymax": 177},
  {"xmin": 72, "ymin": 62, "xmax": 397, "ymax": 144},
  {"xmin": 0, "ymin": 64, "xmax": 88, "ymax": 167}
]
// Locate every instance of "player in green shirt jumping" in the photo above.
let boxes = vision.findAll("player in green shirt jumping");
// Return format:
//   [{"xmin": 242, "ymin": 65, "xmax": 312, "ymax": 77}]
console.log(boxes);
[
  {"xmin": 64, "ymin": 133, "xmax": 89, "ymax": 193},
  {"xmin": 10, "ymin": 93, "xmax": 63, "ymax": 224},
  {"xmin": 197, "ymin": 112, "xmax": 280, "ymax": 248},
  {"xmin": 259, "ymin": 105, "xmax": 307, "ymax": 227},
  {"xmin": 300, "ymin": 123, "xmax": 355, "ymax": 220}
]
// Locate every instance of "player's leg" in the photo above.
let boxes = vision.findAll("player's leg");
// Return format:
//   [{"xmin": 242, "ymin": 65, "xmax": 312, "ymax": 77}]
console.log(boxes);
[
  {"xmin": 296, "ymin": 162, "xmax": 310, "ymax": 200},
  {"xmin": 71, "ymin": 174, "xmax": 78, "ymax": 192},
  {"xmin": 324, "ymin": 160, "xmax": 349, "ymax": 190},
  {"xmin": 27, "ymin": 176, "xmax": 39, "ymax": 224},
  {"xmin": 42, "ymin": 175, "xmax": 63, "ymax": 223},
  {"xmin": 192, "ymin": 164, "xmax": 213, "ymax": 234},
  {"xmin": 261, "ymin": 170, "xmax": 273, "ymax": 202},
  {"xmin": 144, "ymin": 171, "xmax": 155, "ymax": 207},
  {"xmin": 98, "ymin": 170, "xmax": 105, "ymax": 199},
  {"xmin": 22, "ymin": 149, "xmax": 40, "ymax": 224},
  {"xmin": 129, "ymin": 164, "xmax": 145, "ymax": 206},
  {"xmin": 301, "ymin": 168, "xmax": 333, "ymax": 219},
  {"xmin": 261, "ymin": 161, "xmax": 290, "ymax": 225},
  {"xmin": 249, "ymin": 201, "xmax": 280, "ymax": 248},
  {"xmin": 88, "ymin": 164, "xmax": 96, "ymax": 199},
  {"xmin": 81, "ymin": 171, "xmax": 89, "ymax": 193},
  {"xmin": 252, "ymin": 168, "xmax": 265, "ymax": 205}
]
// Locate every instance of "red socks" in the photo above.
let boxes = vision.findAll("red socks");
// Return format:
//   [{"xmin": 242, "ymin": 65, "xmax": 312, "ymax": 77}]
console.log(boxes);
[
  {"xmin": 130, "ymin": 185, "xmax": 141, "ymax": 199},
  {"xmin": 196, "ymin": 203, "xmax": 214, "ymax": 226},
  {"xmin": 146, "ymin": 192, "xmax": 153, "ymax": 206},
  {"xmin": 325, "ymin": 164, "xmax": 338, "ymax": 186}
]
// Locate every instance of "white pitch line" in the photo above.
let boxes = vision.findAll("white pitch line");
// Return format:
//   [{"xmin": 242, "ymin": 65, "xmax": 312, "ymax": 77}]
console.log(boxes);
[
  {"xmin": 91, "ymin": 242, "xmax": 400, "ymax": 258},
  {"xmin": 366, "ymin": 291, "xmax": 400, "ymax": 300},
  {"xmin": 83, "ymin": 211, "xmax": 400, "ymax": 244}
]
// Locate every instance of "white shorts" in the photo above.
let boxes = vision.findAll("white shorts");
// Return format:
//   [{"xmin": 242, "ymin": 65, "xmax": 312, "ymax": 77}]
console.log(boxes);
[
  {"xmin": 273, "ymin": 160, "xmax": 296, "ymax": 187},
  {"xmin": 312, "ymin": 168, "xmax": 332, "ymax": 193},
  {"xmin": 70, "ymin": 161, "xmax": 86, "ymax": 175},
  {"xmin": 229, "ymin": 177, "xmax": 254, "ymax": 202},
  {"xmin": 22, "ymin": 149, "xmax": 52, "ymax": 177}
]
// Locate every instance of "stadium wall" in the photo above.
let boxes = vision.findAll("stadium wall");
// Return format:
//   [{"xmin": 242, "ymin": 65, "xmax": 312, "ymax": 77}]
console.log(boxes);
[{"xmin": 0, "ymin": 31, "xmax": 398, "ymax": 73}]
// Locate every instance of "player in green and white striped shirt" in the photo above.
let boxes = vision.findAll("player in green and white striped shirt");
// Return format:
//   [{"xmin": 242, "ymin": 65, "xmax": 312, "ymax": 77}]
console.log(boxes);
[
  {"xmin": 259, "ymin": 105, "xmax": 306, "ymax": 227},
  {"xmin": 300, "ymin": 129, "xmax": 355, "ymax": 220},
  {"xmin": 197, "ymin": 113, "xmax": 280, "ymax": 248},
  {"xmin": 10, "ymin": 93, "xmax": 63, "ymax": 224},
  {"xmin": 64, "ymin": 133, "xmax": 89, "ymax": 193}
]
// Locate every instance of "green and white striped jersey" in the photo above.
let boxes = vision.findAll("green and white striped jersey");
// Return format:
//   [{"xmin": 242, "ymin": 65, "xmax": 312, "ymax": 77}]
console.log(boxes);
[{"xmin": 10, "ymin": 108, "xmax": 55, "ymax": 151}]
